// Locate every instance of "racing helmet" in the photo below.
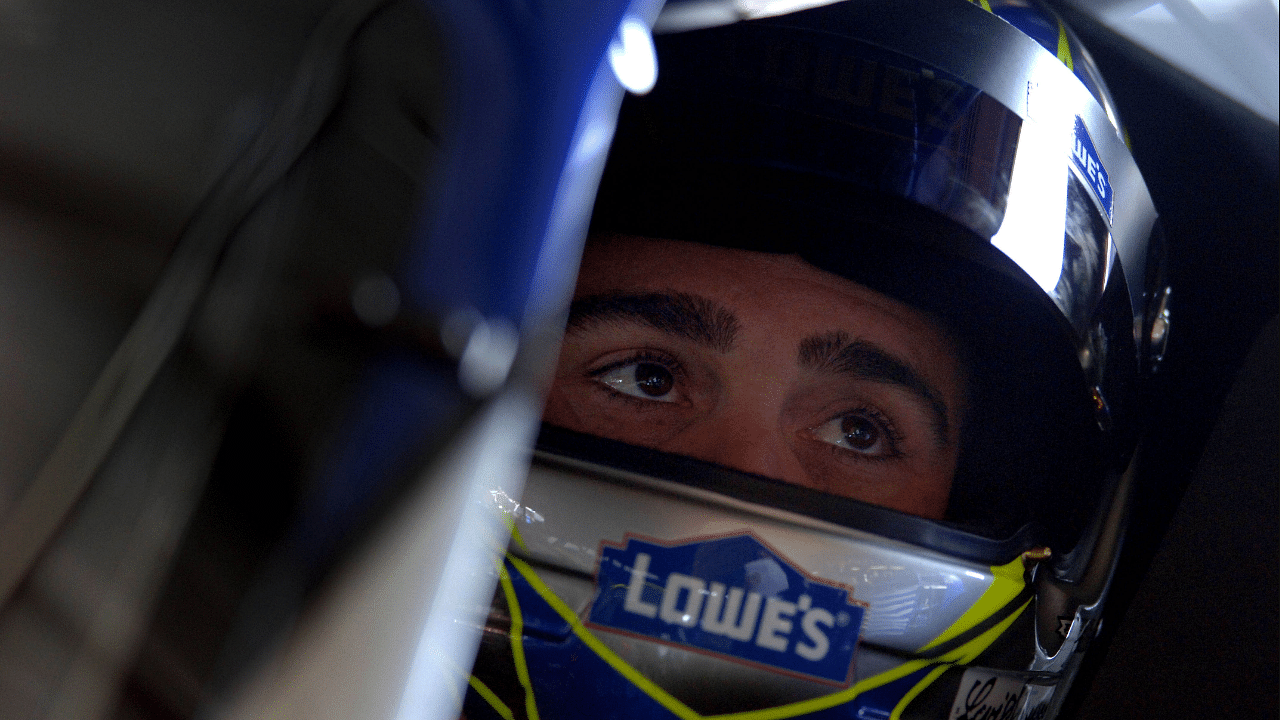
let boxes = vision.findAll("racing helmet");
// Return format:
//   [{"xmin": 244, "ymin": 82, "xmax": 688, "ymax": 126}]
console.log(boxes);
[{"xmin": 465, "ymin": 0, "xmax": 1167, "ymax": 717}]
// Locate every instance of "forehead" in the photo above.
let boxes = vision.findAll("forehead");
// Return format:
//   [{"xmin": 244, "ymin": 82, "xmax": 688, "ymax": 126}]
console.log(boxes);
[{"xmin": 576, "ymin": 234, "xmax": 953, "ymax": 357}]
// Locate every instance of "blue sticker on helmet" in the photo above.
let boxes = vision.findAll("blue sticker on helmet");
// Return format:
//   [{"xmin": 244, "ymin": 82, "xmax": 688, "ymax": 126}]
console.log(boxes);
[
  {"xmin": 588, "ymin": 534, "xmax": 865, "ymax": 685},
  {"xmin": 1072, "ymin": 117, "xmax": 1112, "ymax": 221}
]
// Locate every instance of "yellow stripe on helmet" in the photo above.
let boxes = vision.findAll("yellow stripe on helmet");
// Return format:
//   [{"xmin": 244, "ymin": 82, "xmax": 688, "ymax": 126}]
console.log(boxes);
[
  {"xmin": 1056, "ymin": 20, "xmax": 1075, "ymax": 70},
  {"xmin": 885, "ymin": 597, "xmax": 1031, "ymax": 719},
  {"xmin": 889, "ymin": 665, "xmax": 950, "ymax": 720},
  {"xmin": 469, "ymin": 674, "xmax": 517, "ymax": 720},
  {"xmin": 504, "ymin": 511, "xmax": 531, "ymax": 553},
  {"xmin": 507, "ymin": 554, "xmax": 704, "ymax": 719},
  {"xmin": 500, "ymin": 562, "xmax": 542, "ymax": 720},
  {"xmin": 917, "ymin": 554, "xmax": 1027, "ymax": 653},
  {"xmin": 504, "ymin": 552, "xmax": 1030, "ymax": 720}
]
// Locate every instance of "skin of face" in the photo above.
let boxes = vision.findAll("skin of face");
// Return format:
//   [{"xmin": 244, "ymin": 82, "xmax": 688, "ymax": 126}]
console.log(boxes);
[{"xmin": 543, "ymin": 234, "xmax": 966, "ymax": 519}]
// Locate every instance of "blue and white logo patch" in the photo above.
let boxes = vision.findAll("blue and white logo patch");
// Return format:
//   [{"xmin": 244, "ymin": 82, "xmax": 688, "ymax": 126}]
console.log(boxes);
[
  {"xmin": 1071, "ymin": 117, "xmax": 1113, "ymax": 221},
  {"xmin": 588, "ymin": 533, "xmax": 865, "ymax": 684}
]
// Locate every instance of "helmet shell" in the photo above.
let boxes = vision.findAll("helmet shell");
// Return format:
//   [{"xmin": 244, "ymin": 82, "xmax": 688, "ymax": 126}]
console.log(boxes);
[{"xmin": 466, "ymin": 0, "xmax": 1163, "ymax": 717}]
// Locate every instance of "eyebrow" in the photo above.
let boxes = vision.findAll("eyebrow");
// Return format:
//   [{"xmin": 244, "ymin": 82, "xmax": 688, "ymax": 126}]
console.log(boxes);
[
  {"xmin": 798, "ymin": 331, "xmax": 952, "ymax": 446},
  {"xmin": 566, "ymin": 292, "xmax": 740, "ymax": 352}
]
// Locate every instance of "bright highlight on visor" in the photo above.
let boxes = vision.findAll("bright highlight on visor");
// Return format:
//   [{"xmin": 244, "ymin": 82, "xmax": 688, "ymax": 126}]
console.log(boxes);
[
  {"xmin": 609, "ymin": 17, "xmax": 658, "ymax": 94},
  {"xmin": 991, "ymin": 82, "xmax": 1075, "ymax": 295}
]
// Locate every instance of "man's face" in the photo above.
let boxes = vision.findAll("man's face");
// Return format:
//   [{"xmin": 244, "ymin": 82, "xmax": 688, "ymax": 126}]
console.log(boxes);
[{"xmin": 544, "ymin": 235, "xmax": 965, "ymax": 519}]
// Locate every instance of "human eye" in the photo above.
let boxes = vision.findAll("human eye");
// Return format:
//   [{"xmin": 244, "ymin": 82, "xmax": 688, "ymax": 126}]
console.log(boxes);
[
  {"xmin": 807, "ymin": 407, "xmax": 902, "ymax": 459},
  {"xmin": 590, "ymin": 352, "xmax": 682, "ymax": 403}
]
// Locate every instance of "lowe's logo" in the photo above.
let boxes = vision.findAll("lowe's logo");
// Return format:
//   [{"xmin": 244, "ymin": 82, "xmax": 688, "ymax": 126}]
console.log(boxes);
[
  {"xmin": 587, "ymin": 534, "xmax": 865, "ymax": 684},
  {"xmin": 1072, "ymin": 116, "xmax": 1113, "ymax": 221}
]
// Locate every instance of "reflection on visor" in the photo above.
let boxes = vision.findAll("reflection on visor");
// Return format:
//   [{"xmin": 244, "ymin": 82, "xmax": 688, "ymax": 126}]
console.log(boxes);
[
  {"xmin": 599, "ymin": 20, "xmax": 1137, "ymax": 364},
  {"xmin": 649, "ymin": 26, "xmax": 1024, "ymax": 240}
]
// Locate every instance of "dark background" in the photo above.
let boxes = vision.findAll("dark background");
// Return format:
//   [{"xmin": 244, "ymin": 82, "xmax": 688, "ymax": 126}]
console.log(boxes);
[{"xmin": 1055, "ymin": 4, "xmax": 1279, "ymax": 715}]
